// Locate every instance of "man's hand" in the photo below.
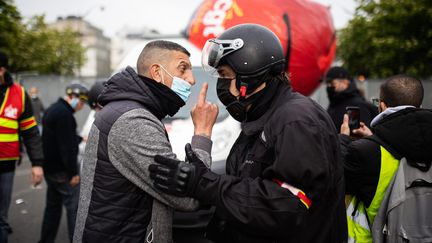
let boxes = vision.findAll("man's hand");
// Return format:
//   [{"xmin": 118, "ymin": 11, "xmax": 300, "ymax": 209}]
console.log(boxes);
[
  {"xmin": 352, "ymin": 122, "xmax": 373, "ymax": 137},
  {"xmin": 31, "ymin": 166, "xmax": 44, "ymax": 186},
  {"xmin": 340, "ymin": 114, "xmax": 373, "ymax": 138},
  {"xmin": 69, "ymin": 175, "xmax": 80, "ymax": 187},
  {"xmin": 191, "ymin": 83, "xmax": 218, "ymax": 138},
  {"xmin": 149, "ymin": 144, "xmax": 208, "ymax": 197}
]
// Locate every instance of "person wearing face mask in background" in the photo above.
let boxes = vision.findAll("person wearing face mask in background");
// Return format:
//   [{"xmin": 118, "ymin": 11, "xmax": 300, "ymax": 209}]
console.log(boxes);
[
  {"xmin": 39, "ymin": 82, "xmax": 89, "ymax": 243},
  {"xmin": 149, "ymin": 24, "xmax": 347, "ymax": 243},
  {"xmin": 73, "ymin": 40, "xmax": 218, "ymax": 243},
  {"xmin": 325, "ymin": 66, "xmax": 378, "ymax": 130}
]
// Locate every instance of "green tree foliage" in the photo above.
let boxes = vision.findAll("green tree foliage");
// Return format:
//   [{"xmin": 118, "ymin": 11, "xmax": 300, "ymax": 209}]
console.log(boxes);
[
  {"xmin": 338, "ymin": 0, "xmax": 432, "ymax": 78},
  {"xmin": 0, "ymin": 1, "xmax": 85, "ymax": 75},
  {"xmin": 0, "ymin": 0, "xmax": 22, "ymax": 54}
]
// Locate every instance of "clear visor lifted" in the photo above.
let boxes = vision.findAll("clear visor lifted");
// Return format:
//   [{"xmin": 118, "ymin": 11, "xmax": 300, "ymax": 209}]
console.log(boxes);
[{"xmin": 201, "ymin": 38, "xmax": 244, "ymax": 77}]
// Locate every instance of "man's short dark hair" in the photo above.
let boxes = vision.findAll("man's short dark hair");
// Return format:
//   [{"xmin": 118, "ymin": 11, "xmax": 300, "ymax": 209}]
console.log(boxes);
[
  {"xmin": 380, "ymin": 74, "xmax": 423, "ymax": 108},
  {"xmin": 137, "ymin": 40, "xmax": 190, "ymax": 75}
]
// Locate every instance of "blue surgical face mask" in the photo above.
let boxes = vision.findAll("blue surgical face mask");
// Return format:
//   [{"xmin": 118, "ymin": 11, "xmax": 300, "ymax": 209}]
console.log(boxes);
[
  {"xmin": 70, "ymin": 97, "xmax": 79, "ymax": 109},
  {"xmin": 171, "ymin": 76, "xmax": 192, "ymax": 102},
  {"xmin": 159, "ymin": 65, "xmax": 192, "ymax": 102}
]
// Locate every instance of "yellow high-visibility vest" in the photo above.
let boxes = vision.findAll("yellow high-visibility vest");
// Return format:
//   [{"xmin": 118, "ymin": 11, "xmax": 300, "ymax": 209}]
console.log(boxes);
[
  {"xmin": 0, "ymin": 83, "xmax": 36, "ymax": 161},
  {"xmin": 347, "ymin": 146, "xmax": 399, "ymax": 243}
]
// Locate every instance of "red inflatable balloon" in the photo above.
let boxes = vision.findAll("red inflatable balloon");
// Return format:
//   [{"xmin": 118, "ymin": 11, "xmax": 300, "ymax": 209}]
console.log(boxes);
[{"xmin": 185, "ymin": 0, "xmax": 336, "ymax": 96}]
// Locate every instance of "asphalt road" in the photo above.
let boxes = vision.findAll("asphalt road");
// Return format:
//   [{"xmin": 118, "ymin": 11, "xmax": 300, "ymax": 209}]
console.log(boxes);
[
  {"xmin": 8, "ymin": 156, "xmax": 68, "ymax": 243},
  {"xmin": 7, "ymin": 155, "xmax": 211, "ymax": 243}
]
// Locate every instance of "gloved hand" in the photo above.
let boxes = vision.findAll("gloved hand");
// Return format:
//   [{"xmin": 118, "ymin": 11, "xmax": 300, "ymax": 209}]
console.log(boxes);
[{"xmin": 149, "ymin": 143, "xmax": 209, "ymax": 197}]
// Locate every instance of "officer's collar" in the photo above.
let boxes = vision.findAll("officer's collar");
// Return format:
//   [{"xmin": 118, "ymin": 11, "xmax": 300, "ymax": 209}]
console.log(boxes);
[{"xmin": 241, "ymin": 85, "xmax": 292, "ymax": 136}]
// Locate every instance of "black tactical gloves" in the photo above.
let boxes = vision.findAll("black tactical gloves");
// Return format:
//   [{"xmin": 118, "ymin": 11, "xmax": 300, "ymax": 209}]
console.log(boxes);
[{"xmin": 149, "ymin": 143, "xmax": 209, "ymax": 197}]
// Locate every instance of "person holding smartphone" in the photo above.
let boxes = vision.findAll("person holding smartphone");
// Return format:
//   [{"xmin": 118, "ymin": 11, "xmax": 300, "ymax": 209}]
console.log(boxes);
[
  {"xmin": 339, "ymin": 75, "xmax": 432, "ymax": 242},
  {"xmin": 325, "ymin": 66, "xmax": 378, "ymax": 130}
]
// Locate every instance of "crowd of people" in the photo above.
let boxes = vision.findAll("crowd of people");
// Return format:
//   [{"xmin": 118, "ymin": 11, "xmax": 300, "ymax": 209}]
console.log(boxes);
[{"xmin": 0, "ymin": 23, "xmax": 431, "ymax": 243}]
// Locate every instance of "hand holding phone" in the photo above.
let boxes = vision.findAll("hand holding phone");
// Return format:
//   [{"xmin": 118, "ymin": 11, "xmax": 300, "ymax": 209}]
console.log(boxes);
[{"xmin": 346, "ymin": 106, "xmax": 360, "ymax": 132}]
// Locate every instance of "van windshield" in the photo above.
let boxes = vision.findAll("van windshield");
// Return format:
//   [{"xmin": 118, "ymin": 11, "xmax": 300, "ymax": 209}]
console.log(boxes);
[{"xmin": 168, "ymin": 67, "xmax": 228, "ymax": 120}]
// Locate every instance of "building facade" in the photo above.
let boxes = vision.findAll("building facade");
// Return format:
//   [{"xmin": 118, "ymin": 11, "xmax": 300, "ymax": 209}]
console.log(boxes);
[{"xmin": 50, "ymin": 16, "xmax": 111, "ymax": 77}]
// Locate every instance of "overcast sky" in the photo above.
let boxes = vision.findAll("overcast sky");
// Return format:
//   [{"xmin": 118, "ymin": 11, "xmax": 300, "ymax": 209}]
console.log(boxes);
[{"xmin": 15, "ymin": 0, "xmax": 357, "ymax": 38}]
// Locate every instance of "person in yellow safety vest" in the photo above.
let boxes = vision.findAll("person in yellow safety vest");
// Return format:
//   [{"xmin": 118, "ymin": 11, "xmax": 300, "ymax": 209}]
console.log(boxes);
[
  {"xmin": 339, "ymin": 74, "xmax": 432, "ymax": 242},
  {"xmin": 0, "ymin": 51, "xmax": 44, "ymax": 243}
]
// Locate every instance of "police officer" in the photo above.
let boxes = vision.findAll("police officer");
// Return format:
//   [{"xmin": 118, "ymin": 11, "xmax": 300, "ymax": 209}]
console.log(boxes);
[{"xmin": 149, "ymin": 24, "xmax": 347, "ymax": 242}]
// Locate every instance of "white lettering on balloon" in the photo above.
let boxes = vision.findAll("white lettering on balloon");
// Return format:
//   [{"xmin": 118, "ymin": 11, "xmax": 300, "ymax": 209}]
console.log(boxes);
[{"xmin": 202, "ymin": 0, "xmax": 232, "ymax": 37}]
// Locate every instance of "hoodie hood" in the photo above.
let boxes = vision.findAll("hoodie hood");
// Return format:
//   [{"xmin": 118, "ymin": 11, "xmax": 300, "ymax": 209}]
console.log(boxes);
[
  {"xmin": 98, "ymin": 66, "xmax": 184, "ymax": 119},
  {"xmin": 372, "ymin": 108, "xmax": 432, "ymax": 163}
]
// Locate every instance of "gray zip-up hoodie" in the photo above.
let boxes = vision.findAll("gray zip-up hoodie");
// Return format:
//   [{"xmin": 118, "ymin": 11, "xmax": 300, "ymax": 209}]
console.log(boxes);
[{"xmin": 73, "ymin": 67, "xmax": 211, "ymax": 243}]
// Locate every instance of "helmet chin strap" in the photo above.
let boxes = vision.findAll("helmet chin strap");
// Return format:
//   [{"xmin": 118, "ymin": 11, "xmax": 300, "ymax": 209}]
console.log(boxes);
[
  {"xmin": 239, "ymin": 82, "xmax": 247, "ymax": 100},
  {"xmin": 235, "ymin": 69, "xmax": 271, "ymax": 99},
  {"xmin": 225, "ymin": 89, "xmax": 264, "ymax": 122}
]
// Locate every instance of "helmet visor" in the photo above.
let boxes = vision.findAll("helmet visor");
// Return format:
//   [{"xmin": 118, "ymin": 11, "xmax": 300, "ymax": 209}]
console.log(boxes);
[{"xmin": 201, "ymin": 38, "xmax": 244, "ymax": 77}]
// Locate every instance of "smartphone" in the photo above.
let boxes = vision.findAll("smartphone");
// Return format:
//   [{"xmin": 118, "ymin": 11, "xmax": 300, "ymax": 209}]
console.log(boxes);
[{"xmin": 346, "ymin": 106, "xmax": 360, "ymax": 131}]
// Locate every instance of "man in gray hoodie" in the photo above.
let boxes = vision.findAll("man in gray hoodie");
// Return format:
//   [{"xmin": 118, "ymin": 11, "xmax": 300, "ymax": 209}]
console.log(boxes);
[{"xmin": 73, "ymin": 40, "xmax": 218, "ymax": 243}]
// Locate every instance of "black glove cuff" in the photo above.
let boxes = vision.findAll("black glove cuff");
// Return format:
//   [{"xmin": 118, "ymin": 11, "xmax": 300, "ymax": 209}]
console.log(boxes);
[{"xmin": 183, "ymin": 161, "xmax": 209, "ymax": 197}]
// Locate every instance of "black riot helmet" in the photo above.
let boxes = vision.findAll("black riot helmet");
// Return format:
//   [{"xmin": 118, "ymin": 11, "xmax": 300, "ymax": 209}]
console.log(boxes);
[
  {"xmin": 202, "ymin": 24, "xmax": 285, "ymax": 93},
  {"xmin": 65, "ymin": 82, "xmax": 89, "ymax": 101},
  {"xmin": 202, "ymin": 24, "xmax": 285, "ymax": 97},
  {"xmin": 87, "ymin": 81, "xmax": 106, "ymax": 109}
]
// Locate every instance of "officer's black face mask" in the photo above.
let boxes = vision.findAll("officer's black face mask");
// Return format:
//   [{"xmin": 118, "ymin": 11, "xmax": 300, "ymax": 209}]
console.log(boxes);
[
  {"xmin": 216, "ymin": 78, "xmax": 263, "ymax": 122},
  {"xmin": 217, "ymin": 78, "xmax": 245, "ymax": 121},
  {"xmin": 216, "ymin": 78, "xmax": 236, "ymax": 106}
]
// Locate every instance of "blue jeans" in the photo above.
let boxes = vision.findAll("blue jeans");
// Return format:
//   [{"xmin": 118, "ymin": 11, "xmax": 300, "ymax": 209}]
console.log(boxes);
[
  {"xmin": 38, "ymin": 175, "xmax": 79, "ymax": 243},
  {"xmin": 0, "ymin": 171, "xmax": 14, "ymax": 243}
]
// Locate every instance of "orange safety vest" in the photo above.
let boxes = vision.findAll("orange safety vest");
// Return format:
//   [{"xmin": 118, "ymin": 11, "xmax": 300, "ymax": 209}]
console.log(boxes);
[{"xmin": 0, "ymin": 83, "xmax": 37, "ymax": 161}]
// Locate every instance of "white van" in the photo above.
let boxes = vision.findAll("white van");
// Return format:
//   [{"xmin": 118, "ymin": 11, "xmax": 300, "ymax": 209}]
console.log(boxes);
[{"xmin": 81, "ymin": 37, "xmax": 241, "ymax": 228}]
